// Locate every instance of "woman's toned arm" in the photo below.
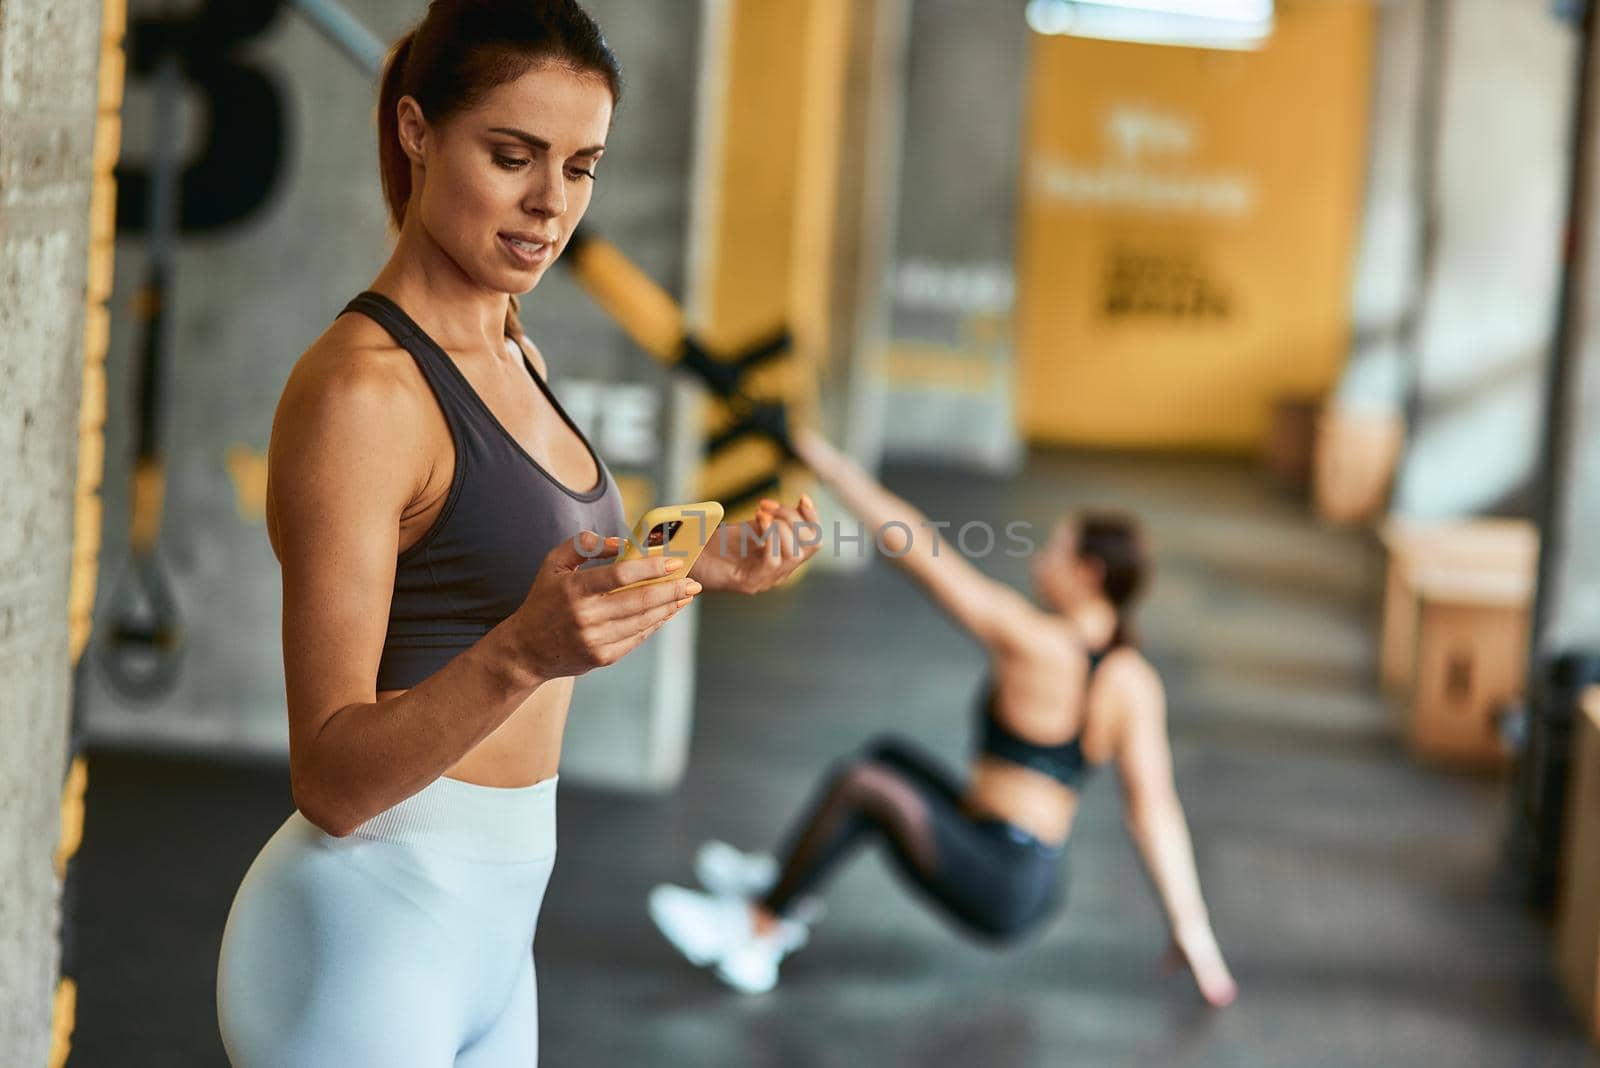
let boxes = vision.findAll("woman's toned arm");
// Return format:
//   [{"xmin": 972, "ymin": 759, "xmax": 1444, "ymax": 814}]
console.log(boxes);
[
  {"xmin": 791, "ymin": 428, "xmax": 1038, "ymax": 651},
  {"xmin": 1111, "ymin": 660, "xmax": 1238, "ymax": 1007},
  {"xmin": 272, "ymin": 349, "xmax": 695, "ymax": 836}
]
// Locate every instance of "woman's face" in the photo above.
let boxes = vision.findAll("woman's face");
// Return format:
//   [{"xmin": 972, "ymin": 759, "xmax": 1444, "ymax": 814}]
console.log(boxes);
[
  {"xmin": 400, "ymin": 61, "xmax": 613, "ymax": 294},
  {"xmin": 1032, "ymin": 517, "xmax": 1099, "ymax": 611}
]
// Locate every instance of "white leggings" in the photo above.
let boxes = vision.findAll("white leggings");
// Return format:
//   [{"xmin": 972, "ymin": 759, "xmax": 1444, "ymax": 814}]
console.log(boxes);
[{"xmin": 216, "ymin": 774, "xmax": 558, "ymax": 1066}]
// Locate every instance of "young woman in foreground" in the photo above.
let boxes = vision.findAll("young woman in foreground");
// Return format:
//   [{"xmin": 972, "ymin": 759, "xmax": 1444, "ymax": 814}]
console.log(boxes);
[
  {"xmin": 651, "ymin": 429, "xmax": 1237, "ymax": 1007},
  {"xmin": 215, "ymin": 4, "xmax": 816, "ymax": 1064}
]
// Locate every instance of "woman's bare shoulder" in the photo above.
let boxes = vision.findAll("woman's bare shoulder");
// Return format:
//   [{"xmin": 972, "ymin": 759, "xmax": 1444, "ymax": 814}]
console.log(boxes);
[
  {"xmin": 289, "ymin": 311, "xmax": 419, "ymax": 391},
  {"xmin": 1098, "ymin": 646, "xmax": 1163, "ymax": 710},
  {"xmin": 273, "ymin": 312, "xmax": 441, "ymax": 440},
  {"xmin": 265, "ymin": 315, "xmax": 433, "ymax": 555}
]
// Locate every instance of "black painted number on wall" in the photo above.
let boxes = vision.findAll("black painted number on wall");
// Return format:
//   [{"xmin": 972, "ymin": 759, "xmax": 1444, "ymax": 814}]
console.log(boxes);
[{"xmin": 117, "ymin": 0, "xmax": 289, "ymax": 234}]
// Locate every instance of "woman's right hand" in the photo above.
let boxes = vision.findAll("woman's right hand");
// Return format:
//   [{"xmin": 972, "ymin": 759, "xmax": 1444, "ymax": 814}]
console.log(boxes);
[
  {"xmin": 1160, "ymin": 929, "xmax": 1238, "ymax": 1008},
  {"xmin": 510, "ymin": 531, "xmax": 701, "ymax": 679}
]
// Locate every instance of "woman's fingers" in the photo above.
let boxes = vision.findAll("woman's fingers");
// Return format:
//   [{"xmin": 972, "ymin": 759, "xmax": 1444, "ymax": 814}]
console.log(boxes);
[
  {"xmin": 580, "ymin": 552, "xmax": 684, "ymax": 595},
  {"xmin": 544, "ymin": 531, "xmax": 619, "ymax": 574},
  {"xmin": 781, "ymin": 520, "xmax": 798, "ymax": 559},
  {"xmin": 592, "ymin": 590, "xmax": 694, "ymax": 655},
  {"xmin": 769, "ymin": 504, "xmax": 808, "ymax": 560},
  {"xmin": 591, "ymin": 575, "xmax": 700, "ymax": 622},
  {"xmin": 603, "ymin": 622, "xmax": 664, "ymax": 663},
  {"xmin": 523, "ymin": 532, "xmax": 706, "ymax": 676}
]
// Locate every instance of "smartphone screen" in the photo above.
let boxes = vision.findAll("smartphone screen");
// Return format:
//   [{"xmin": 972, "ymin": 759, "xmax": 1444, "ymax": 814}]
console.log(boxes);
[{"xmin": 645, "ymin": 520, "xmax": 683, "ymax": 549}]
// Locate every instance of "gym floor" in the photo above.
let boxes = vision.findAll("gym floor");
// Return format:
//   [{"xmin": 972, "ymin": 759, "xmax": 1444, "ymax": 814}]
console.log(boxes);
[{"xmin": 70, "ymin": 452, "xmax": 1599, "ymax": 1067}]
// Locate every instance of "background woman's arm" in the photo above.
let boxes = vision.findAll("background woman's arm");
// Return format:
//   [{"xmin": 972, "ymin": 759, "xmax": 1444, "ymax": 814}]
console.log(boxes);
[
  {"xmin": 1112, "ymin": 662, "xmax": 1238, "ymax": 1006},
  {"xmin": 793, "ymin": 428, "xmax": 1038, "ymax": 651}
]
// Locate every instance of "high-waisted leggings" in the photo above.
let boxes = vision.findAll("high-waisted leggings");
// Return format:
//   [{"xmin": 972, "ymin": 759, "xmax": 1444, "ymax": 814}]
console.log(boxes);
[
  {"xmin": 216, "ymin": 773, "xmax": 558, "ymax": 1067},
  {"xmin": 759, "ymin": 734, "xmax": 1067, "ymax": 941}
]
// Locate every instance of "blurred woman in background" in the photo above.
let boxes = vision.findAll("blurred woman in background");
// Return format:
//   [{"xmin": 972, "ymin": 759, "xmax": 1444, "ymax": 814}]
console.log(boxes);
[{"xmin": 650, "ymin": 428, "xmax": 1236, "ymax": 1008}]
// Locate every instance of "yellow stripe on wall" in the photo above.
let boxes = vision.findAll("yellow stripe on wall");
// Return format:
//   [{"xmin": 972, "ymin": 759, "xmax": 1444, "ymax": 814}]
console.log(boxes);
[
  {"xmin": 72, "ymin": 0, "xmax": 124, "ymax": 664},
  {"xmin": 55, "ymin": 756, "xmax": 89, "ymax": 882},
  {"xmin": 49, "ymin": 979, "xmax": 77, "ymax": 1068},
  {"xmin": 56, "ymin": 2, "xmax": 126, "ymax": 1064}
]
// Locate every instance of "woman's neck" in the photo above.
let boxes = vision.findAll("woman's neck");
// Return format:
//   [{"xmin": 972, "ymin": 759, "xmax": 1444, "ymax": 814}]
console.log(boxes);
[
  {"xmin": 370, "ymin": 213, "xmax": 512, "ymax": 353},
  {"xmin": 1063, "ymin": 598, "xmax": 1118, "ymax": 652}
]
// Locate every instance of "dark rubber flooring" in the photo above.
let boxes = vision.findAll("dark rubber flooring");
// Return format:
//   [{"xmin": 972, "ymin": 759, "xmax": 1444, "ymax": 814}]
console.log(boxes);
[{"xmin": 68, "ymin": 453, "xmax": 1600, "ymax": 1066}]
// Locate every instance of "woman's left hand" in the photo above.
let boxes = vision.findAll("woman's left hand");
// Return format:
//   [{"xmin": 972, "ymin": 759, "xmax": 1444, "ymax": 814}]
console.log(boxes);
[{"xmin": 689, "ymin": 494, "xmax": 823, "ymax": 595}]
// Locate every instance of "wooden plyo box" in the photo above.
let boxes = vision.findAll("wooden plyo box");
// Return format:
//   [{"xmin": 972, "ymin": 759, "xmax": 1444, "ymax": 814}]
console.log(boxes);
[
  {"xmin": 1263, "ymin": 394, "xmax": 1321, "ymax": 487},
  {"xmin": 1379, "ymin": 519, "xmax": 1538, "ymax": 697},
  {"xmin": 1406, "ymin": 567, "xmax": 1529, "ymax": 767},
  {"xmin": 1557, "ymin": 690, "xmax": 1600, "ymax": 1045}
]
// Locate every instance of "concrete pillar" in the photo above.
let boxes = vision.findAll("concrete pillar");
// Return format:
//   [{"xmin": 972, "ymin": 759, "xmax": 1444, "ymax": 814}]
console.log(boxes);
[
  {"xmin": 879, "ymin": 0, "xmax": 1030, "ymax": 470},
  {"xmin": 1505, "ymin": 1, "xmax": 1600, "ymax": 915},
  {"xmin": 0, "ymin": 1, "xmax": 107, "ymax": 1063},
  {"xmin": 1537, "ymin": 8, "xmax": 1600, "ymax": 653},
  {"xmin": 1387, "ymin": 0, "xmax": 1576, "ymax": 517},
  {"xmin": 1335, "ymin": 0, "xmax": 1428, "ymax": 417},
  {"xmin": 819, "ymin": 0, "xmax": 908, "ymax": 478}
]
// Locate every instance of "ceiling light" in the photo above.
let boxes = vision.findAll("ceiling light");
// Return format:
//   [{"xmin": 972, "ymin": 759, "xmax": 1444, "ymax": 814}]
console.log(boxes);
[{"xmin": 1025, "ymin": 0, "xmax": 1275, "ymax": 51}]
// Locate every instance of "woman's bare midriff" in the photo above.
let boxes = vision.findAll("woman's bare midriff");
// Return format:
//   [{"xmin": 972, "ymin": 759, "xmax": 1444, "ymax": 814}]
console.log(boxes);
[
  {"xmin": 961, "ymin": 641, "xmax": 1124, "ymax": 846},
  {"xmin": 358, "ymin": 321, "xmax": 607, "ymax": 789},
  {"xmin": 963, "ymin": 758, "xmax": 1081, "ymax": 845},
  {"xmin": 376, "ymin": 676, "xmax": 573, "ymax": 787}
]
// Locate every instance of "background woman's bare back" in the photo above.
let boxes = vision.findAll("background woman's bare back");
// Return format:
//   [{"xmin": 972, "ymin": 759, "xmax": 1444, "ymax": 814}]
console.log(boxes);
[{"xmin": 964, "ymin": 615, "xmax": 1138, "ymax": 844}]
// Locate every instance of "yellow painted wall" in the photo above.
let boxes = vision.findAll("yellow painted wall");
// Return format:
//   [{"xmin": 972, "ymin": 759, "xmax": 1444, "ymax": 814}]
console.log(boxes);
[{"xmin": 1016, "ymin": 1, "xmax": 1374, "ymax": 451}]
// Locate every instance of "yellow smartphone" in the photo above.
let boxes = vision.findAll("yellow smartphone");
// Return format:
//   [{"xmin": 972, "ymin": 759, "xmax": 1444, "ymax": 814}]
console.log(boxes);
[{"xmin": 608, "ymin": 500, "xmax": 725, "ymax": 594}]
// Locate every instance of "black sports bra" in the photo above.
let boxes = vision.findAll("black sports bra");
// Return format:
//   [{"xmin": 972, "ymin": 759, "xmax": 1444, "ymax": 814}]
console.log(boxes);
[{"xmin": 976, "ymin": 646, "xmax": 1110, "ymax": 791}]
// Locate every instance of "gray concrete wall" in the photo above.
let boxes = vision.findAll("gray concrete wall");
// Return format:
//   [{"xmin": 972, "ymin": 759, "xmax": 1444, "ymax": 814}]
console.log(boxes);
[
  {"xmin": 1376, "ymin": 0, "xmax": 1576, "ymax": 517},
  {"xmin": 1336, "ymin": 0, "xmax": 1426, "ymax": 416},
  {"xmin": 87, "ymin": 0, "xmax": 707, "ymax": 790},
  {"xmin": 0, "ymin": 1, "xmax": 105, "ymax": 1061},
  {"xmin": 1540, "ymin": 13, "xmax": 1600, "ymax": 653},
  {"xmin": 878, "ymin": 0, "xmax": 1029, "ymax": 470},
  {"xmin": 819, "ymin": 0, "xmax": 907, "ymax": 476}
]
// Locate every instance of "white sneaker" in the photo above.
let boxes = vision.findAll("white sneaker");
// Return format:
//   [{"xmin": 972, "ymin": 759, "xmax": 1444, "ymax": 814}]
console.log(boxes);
[
  {"xmin": 694, "ymin": 840, "xmax": 779, "ymax": 898},
  {"xmin": 713, "ymin": 918, "xmax": 809, "ymax": 995},
  {"xmin": 693, "ymin": 841, "xmax": 827, "ymax": 926},
  {"xmin": 648, "ymin": 884, "xmax": 753, "ymax": 967}
]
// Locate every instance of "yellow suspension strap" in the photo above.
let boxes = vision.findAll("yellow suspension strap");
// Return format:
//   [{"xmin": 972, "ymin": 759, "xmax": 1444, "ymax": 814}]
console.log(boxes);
[
  {"xmin": 560, "ymin": 228, "xmax": 799, "ymax": 506},
  {"xmin": 96, "ymin": 44, "xmax": 185, "ymax": 702}
]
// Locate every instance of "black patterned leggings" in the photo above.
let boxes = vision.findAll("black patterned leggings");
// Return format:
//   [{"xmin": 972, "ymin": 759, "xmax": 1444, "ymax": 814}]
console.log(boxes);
[{"xmin": 758, "ymin": 734, "xmax": 1067, "ymax": 941}]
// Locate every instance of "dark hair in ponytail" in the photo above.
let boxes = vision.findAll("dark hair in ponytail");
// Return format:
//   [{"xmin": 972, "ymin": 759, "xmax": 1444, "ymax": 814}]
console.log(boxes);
[
  {"xmin": 376, "ymin": 1, "xmax": 623, "ymax": 339},
  {"xmin": 1074, "ymin": 513, "xmax": 1149, "ymax": 648}
]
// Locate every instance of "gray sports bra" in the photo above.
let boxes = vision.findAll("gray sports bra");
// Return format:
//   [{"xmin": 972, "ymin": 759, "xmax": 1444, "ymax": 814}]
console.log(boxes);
[{"xmin": 338, "ymin": 291, "xmax": 627, "ymax": 690}]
